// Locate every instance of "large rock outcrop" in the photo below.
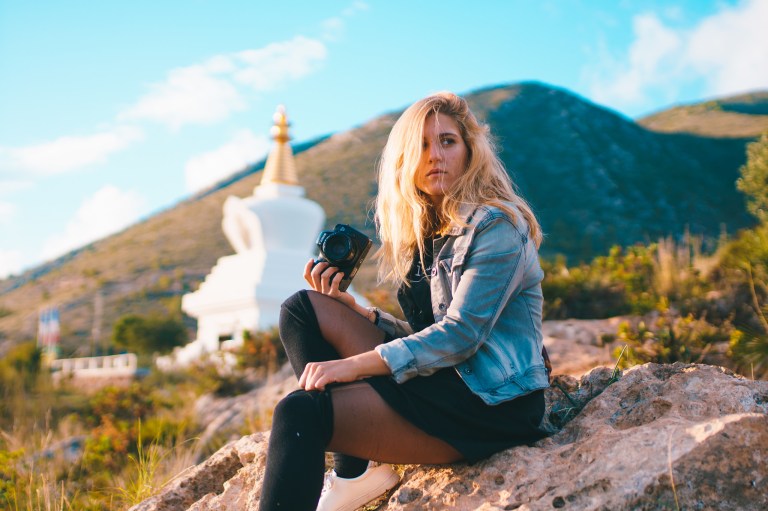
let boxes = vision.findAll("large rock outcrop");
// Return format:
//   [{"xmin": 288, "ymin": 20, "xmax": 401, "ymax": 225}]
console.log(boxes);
[{"xmin": 131, "ymin": 363, "xmax": 768, "ymax": 511}]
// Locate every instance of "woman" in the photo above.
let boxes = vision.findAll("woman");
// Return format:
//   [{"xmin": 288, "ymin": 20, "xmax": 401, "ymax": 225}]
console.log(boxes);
[{"xmin": 259, "ymin": 92, "xmax": 551, "ymax": 511}]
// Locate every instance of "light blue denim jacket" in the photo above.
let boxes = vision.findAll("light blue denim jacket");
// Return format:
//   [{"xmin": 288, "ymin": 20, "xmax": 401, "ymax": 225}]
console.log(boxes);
[{"xmin": 374, "ymin": 203, "xmax": 549, "ymax": 405}]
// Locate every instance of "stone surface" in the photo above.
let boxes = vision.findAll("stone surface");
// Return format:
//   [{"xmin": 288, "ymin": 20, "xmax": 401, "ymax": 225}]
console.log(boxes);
[
  {"xmin": 542, "ymin": 318, "xmax": 625, "ymax": 376},
  {"xmin": 193, "ymin": 363, "xmax": 298, "ymax": 450},
  {"xmin": 133, "ymin": 363, "xmax": 768, "ymax": 510}
]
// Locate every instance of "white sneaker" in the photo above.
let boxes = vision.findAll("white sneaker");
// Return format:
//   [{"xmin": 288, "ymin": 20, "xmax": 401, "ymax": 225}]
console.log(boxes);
[{"xmin": 316, "ymin": 463, "xmax": 400, "ymax": 511}]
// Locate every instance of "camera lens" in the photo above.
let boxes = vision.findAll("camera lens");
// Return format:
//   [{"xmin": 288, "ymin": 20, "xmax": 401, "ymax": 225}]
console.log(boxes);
[{"xmin": 323, "ymin": 232, "xmax": 355, "ymax": 263}]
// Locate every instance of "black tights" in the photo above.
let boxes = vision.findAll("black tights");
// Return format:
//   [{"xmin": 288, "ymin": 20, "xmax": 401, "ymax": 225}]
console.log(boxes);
[{"xmin": 258, "ymin": 290, "xmax": 461, "ymax": 511}]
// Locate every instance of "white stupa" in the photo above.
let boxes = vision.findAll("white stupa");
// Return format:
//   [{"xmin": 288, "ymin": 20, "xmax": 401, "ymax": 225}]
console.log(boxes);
[{"xmin": 158, "ymin": 106, "xmax": 326, "ymax": 368}]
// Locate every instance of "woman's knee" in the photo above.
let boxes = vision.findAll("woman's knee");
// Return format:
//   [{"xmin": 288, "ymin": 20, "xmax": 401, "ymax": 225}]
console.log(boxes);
[
  {"xmin": 272, "ymin": 390, "xmax": 334, "ymax": 445},
  {"xmin": 280, "ymin": 290, "xmax": 310, "ymax": 318},
  {"xmin": 279, "ymin": 290, "xmax": 318, "ymax": 333}
]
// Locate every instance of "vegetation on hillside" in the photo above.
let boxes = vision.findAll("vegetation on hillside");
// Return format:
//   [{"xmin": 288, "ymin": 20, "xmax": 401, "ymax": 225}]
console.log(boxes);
[
  {"xmin": 539, "ymin": 130, "xmax": 768, "ymax": 378},
  {"xmin": 112, "ymin": 313, "xmax": 187, "ymax": 357},
  {"xmin": 0, "ymin": 334, "xmax": 283, "ymax": 510}
]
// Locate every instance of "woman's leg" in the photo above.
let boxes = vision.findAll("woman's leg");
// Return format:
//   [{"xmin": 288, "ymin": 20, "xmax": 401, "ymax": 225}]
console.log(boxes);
[
  {"xmin": 279, "ymin": 290, "xmax": 386, "ymax": 376},
  {"xmin": 259, "ymin": 389, "xmax": 333, "ymax": 511},
  {"xmin": 328, "ymin": 382, "xmax": 462, "ymax": 464},
  {"xmin": 262, "ymin": 291, "xmax": 460, "ymax": 510},
  {"xmin": 279, "ymin": 290, "xmax": 390, "ymax": 477},
  {"xmin": 258, "ymin": 383, "xmax": 462, "ymax": 511},
  {"xmin": 296, "ymin": 291, "xmax": 460, "ymax": 460}
]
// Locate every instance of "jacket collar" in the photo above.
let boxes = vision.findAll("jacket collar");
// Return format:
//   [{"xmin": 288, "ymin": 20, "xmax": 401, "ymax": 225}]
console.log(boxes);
[{"xmin": 443, "ymin": 202, "xmax": 480, "ymax": 236}]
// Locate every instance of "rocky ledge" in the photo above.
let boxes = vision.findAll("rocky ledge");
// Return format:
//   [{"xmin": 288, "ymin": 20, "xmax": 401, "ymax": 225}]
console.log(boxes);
[{"xmin": 131, "ymin": 363, "xmax": 768, "ymax": 511}]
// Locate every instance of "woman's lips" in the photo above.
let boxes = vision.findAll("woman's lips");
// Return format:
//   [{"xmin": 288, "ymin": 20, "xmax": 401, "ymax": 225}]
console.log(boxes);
[{"xmin": 426, "ymin": 169, "xmax": 445, "ymax": 177}]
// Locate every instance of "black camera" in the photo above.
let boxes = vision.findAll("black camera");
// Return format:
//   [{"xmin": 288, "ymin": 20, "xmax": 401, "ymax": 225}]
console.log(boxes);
[{"xmin": 314, "ymin": 224, "xmax": 372, "ymax": 292}]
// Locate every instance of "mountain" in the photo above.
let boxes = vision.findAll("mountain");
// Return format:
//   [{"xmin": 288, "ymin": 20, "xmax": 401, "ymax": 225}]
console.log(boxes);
[
  {"xmin": 1, "ymin": 82, "xmax": 766, "ymax": 352},
  {"xmin": 638, "ymin": 91, "xmax": 768, "ymax": 138}
]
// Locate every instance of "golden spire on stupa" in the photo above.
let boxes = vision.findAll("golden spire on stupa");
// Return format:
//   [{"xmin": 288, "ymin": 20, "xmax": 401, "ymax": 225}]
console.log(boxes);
[{"xmin": 260, "ymin": 105, "xmax": 300, "ymax": 186}]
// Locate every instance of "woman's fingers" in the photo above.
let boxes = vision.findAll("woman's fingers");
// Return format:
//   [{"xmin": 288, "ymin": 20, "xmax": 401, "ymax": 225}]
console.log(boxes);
[
  {"xmin": 322, "ymin": 269, "xmax": 345, "ymax": 295},
  {"xmin": 299, "ymin": 360, "xmax": 357, "ymax": 391},
  {"xmin": 316, "ymin": 264, "xmax": 342, "ymax": 295},
  {"xmin": 303, "ymin": 259, "xmax": 315, "ymax": 287},
  {"xmin": 300, "ymin": 362, "xmax": 327, "ymax": 391},
  {"xmin": 304, "ymin": 260, "xmax": 355, "ymax": 307},
  {"xmin": 307, "ymin": 260, "xmax": 334, "ymax": 292}
]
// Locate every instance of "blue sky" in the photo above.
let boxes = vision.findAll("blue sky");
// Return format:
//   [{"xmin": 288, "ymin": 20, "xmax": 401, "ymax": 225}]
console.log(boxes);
[{"xmin": 1, "ymin": 0, "xmax": 767, "ymax": 278}]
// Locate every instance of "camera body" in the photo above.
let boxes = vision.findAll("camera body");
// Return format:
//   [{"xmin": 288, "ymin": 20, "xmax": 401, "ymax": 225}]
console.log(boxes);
[{"xmin": 314, "ymin": 224, "xmax": 372, "ymax": 292}]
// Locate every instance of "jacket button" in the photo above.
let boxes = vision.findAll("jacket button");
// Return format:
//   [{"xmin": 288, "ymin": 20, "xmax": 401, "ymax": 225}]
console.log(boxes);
[{"xmin": 464, "ymin": 367, "xmax": 472, "ymax": 374}]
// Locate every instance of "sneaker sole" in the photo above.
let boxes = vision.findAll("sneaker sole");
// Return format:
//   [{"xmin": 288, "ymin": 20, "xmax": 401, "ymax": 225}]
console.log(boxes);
[{"xmin": 343, "ymin": 471, "xmax": 400, "ymax": 511}]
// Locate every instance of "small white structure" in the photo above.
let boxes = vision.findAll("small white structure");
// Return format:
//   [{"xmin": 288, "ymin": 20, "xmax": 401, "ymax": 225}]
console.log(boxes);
[
  {"xmin": 158, "ymin": 107, "xmax": 326, "ymax": 369},
  {"xmin": 50, "ymin": 353, "xmax": 138, "ymax": 385}
]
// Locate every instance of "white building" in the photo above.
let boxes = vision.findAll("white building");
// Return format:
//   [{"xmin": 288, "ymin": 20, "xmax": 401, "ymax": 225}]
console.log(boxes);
[{"xmin": 158, "ymin": 107, "xmax": 327, "ymax": 369}]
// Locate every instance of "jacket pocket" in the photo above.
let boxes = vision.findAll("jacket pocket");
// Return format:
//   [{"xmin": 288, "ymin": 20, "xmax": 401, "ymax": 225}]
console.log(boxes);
[{"xmin": 438, "ymin": 256, "xmax": 463, "ymax": 291}]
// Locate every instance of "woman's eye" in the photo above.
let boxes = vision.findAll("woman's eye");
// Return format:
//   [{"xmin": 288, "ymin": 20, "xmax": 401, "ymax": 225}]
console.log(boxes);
[{"xmin": 440, "ymin": 137, "xmax": 455, "ymax": 146}]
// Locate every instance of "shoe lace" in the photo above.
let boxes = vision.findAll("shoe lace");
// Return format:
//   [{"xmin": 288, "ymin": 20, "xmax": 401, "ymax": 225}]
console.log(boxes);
[{"xmin": 321, "ymin": 470, "xmax": 337, "ymax": 494}]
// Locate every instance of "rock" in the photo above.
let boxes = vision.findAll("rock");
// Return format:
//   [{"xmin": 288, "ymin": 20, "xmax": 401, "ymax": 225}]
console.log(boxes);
[
  {"xmin": 193, "ymin": 363, "xmax": 298, "ymax": 454},
  {"xmin": 135, "ymin": 363, "xmax": 768, "ymax": 510},
  {"xmin": 542, "ymin": 318, "xmax": 625, "ymax": 376}
]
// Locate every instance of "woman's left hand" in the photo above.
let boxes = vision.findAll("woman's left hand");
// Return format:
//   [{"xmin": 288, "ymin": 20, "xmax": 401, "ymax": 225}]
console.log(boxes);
[
  {"xmin": 299, "ymin": 359, "xmax": 360, "ymax": 391},
  {"xmin": 299, "ymin": 351, "xmax": 391, "ymax": 391}
]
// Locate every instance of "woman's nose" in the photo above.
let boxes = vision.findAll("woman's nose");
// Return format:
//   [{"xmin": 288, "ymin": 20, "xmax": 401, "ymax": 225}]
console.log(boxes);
[{"xmin": 427, "ymin": 143, "xmax": 442, "ymax": 162}]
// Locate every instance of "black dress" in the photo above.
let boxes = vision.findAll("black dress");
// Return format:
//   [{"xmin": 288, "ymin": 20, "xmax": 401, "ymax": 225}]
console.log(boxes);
[{"xmin": 365, "ymin": 243, "xmax": 547, "ymax": 462}]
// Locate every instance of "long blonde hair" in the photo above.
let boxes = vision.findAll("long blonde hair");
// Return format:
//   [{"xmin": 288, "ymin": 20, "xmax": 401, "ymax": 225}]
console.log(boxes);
[{"xmin": 375, "ymin": 91, "xmax": 541, "ymax": 285}]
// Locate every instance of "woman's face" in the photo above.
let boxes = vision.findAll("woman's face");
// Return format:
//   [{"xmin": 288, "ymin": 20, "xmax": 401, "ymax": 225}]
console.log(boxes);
[{"xmin": 415, "ymin": 112, "xmax": 468, "ymax": 207}]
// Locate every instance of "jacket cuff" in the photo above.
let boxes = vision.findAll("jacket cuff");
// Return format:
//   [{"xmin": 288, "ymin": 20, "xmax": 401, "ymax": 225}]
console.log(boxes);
[
  {"xmin": 375, "ymin": 310, "xmax": 414, "ymax": 338},
  {"xmin": 375, "ymin": 339, "xmax": 418, "ymax": 383}
]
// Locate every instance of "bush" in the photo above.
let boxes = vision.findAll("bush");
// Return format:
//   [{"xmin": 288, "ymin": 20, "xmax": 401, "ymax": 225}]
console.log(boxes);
[
  {"xmin": 112, "ymin": 314, "xmax": 187, "ymax": 355},
  {"xmin": 613, "ymin": 306, "xmax": 733, "ymax": 368},
  {"xmin": 238, "ymin": 328, "xmax": 286, "ymax": 375},
  {"xmin": 729, "ymin": 328, "xmax": 768, "ymax": 379},
  {"xmin": 542, "ymin": 245, "xmax": 659, "ymax": 319}
]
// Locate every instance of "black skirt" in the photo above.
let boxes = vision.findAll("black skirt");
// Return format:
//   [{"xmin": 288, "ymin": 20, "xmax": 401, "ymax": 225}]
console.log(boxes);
[{"xmin": 365, "ymin": 367, "xmax": 547, "ymax": 463}]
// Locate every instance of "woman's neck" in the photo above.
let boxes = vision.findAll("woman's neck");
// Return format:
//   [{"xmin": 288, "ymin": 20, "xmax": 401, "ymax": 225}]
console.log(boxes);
[{"xmin": 425, "ymin": 205, "xmax": 447, "ymax": 237}]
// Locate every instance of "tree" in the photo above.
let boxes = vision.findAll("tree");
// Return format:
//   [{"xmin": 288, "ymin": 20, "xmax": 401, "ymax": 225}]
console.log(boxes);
[
  {"xmin": 737, "ymin": 131, "xmax": 768, "ymax": 223},
  {"xmin": 112, "ymin": 314, "xmax": 187, "ymax": 354}
]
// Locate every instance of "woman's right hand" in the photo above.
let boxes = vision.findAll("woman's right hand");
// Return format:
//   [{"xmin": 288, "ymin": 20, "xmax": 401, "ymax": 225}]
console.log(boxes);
[{"xmin": 304, "ymin": 259, "xmax": 357, "ymax": 308}]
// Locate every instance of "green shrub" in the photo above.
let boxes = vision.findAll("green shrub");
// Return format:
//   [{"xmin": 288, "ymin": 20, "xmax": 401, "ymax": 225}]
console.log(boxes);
[
  {"xmin": 542, "ymin": 245, "xmax": 659, "ymax": 319},
  {"xmin": 613, "ymin": 306, "xmax": 732, "ymax": 368},
  {"xmin": 112, "ymin": 313, "xmax": 187, "ymax": 355},
  {"xmin": 729, "ymin": 328, "xmax": 768, "ymax": 379},
  {"xmin": 238, "ymin": 328, "xmax": 286, "ymax": 375}
]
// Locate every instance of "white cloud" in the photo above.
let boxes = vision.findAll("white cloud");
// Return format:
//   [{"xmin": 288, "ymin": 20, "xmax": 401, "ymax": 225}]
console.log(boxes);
[
  {"xmin": 0, "ymin": 180, "xmax": 34, "ymax": 195},
  {"xmin": 119, "ymin": 65, "xmax": 246, "ymax": 129},
  {"xmin": 233, "ymin": 37, "xmax": 327, "ymax": 90},
  {"xmin": 686, "ymin": 0, "xmax": 768, "ymax": 95},
  {"xmin": 120, "ymin": 36, "xmax": 327, "ymax": 129},
  {"xmin": 342, "ymin": 0, "xmax": 369, "ymax": 17},
  {"xmin": 321, "ymin": 17, "xmax": 345, "ymax": 41},
  {"xmin": 0, "ymin": 200, "xmax": 16, "ymax": 224},
  {"xmin": 185, "ymin": 130, "xmax": 270, "ymax": 192},
  {"xmin": 40, "ymin": 185, "xmax": 146, "ymax": 261},
  {"xmin": 0, "ymin": 249, "xmax": 24, "ymax": 279},
  {"xmin": 585, "ymin": 0, "xmax": 768, "ymax": 110},
  {"xmin": 5, "ymin": 126, "xmax": 143, "ymax": 175},
  {"xmin": 322, "ymin": 1, "xmax": 369, "ymax": 41}
]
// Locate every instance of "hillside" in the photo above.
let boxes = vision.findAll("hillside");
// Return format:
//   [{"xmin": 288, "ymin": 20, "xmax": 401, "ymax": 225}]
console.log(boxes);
[
  {"xmin": 0, "ymin": 82, "xmax": 763, "ymax": 353},
  {"xmin": 638, "ymin": 91, "xmax": 768, "ymax": 138}
]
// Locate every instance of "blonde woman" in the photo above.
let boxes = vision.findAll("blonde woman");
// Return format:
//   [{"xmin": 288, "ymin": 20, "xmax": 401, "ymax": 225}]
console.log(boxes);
[{"xmin": 259, "ymin": 92, "xmax": 551, "ymax": 511}]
